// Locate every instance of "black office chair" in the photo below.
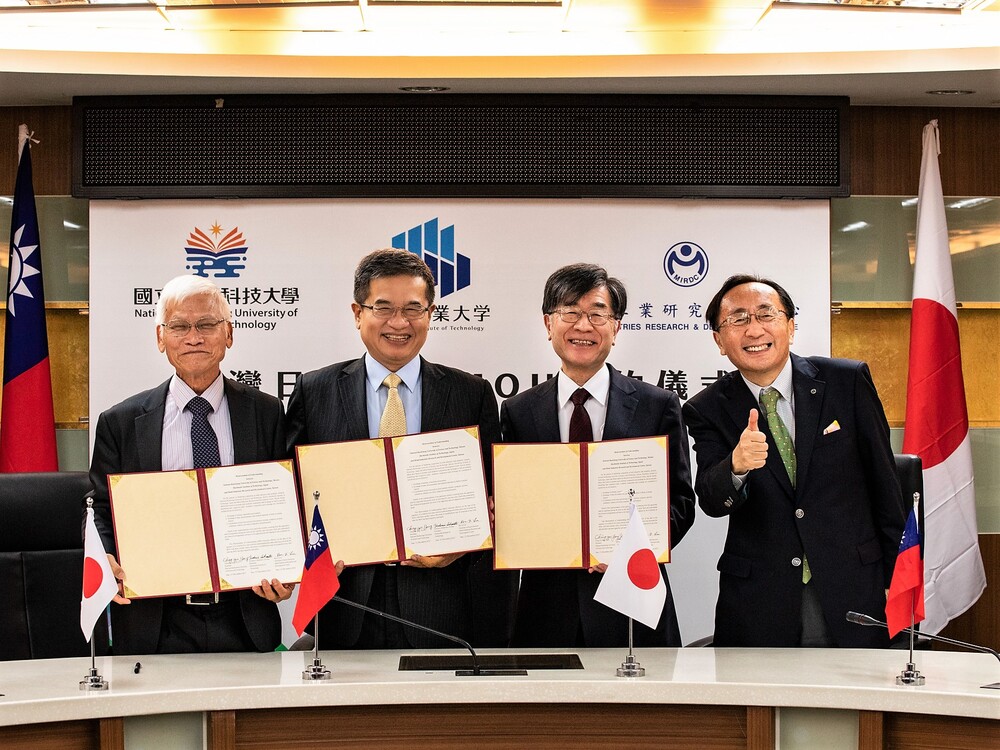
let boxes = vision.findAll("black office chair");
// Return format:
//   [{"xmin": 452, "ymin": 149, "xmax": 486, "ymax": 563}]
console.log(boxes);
[
  {"xmin": 893, "ymin": 453, "xmax": 924, "ymax": 556},
  {"xmin": 0, "ymin": 471, "xmax": 109, "ymax": 660}
]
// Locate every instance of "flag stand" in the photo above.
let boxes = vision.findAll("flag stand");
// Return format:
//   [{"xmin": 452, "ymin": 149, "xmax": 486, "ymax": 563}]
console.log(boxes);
[
  {"xmin": 896, "ymin": 611, "xmax": 925, "ymax": 686},
  {"xmin": 79, "ymin": 635, "xmax": 109, "ymax": 691},
  {"xmin": 302, "ymin": 614, "xmax": 331, "ymax": 681},
  {"xmin": 616, "ymin": 618, "xmax": 645, "ymax": 678}
]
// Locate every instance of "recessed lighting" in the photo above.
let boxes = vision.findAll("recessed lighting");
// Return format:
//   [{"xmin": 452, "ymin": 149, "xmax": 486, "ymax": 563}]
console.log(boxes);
[
  {"xmin": 926, "ymin": 90, "xmax": 975, "ymax": 96},
  {"xmin": 840, "ymin": 221, "xmax": 871, "ymax": 233},
  {"xmin": 399, "ymin": 86, "xmax": 450, "ymax": 93}
]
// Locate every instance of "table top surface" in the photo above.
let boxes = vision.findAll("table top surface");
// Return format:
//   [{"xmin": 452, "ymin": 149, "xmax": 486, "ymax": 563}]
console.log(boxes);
[{"xmin": 1, "ymin": 647, "xmax": 997, "ymax": 726}]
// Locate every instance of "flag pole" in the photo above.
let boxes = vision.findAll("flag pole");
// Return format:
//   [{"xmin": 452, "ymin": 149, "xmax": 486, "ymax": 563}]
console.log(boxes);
[
  {"xmin": 79, "ymin": 497, "xmax": 110, "ymax": 691},
  {"xmin": 896, "ymin": 493, "xmax": 925, "ymax": 686},
  {"xmin": 302, "ymin": 491, "xmax": 332, "ymax": 681},
  {"xmin": 616, "ymin": 617, "xmax": 645, "ymax": 678}
]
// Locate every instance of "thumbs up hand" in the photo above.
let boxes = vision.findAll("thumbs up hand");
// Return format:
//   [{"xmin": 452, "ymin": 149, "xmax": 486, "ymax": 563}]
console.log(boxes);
[{"xmin": 732, "ymin": 409, "xmax": 768, "ymax": 475}]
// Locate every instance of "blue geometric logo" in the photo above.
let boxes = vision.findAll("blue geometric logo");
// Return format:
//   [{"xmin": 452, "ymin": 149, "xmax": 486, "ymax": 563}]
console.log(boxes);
[
  {"xmin": 184, "ymin": 223, "xmax": 248, "ymax": 279},
  {"xmin": 391, "ymin": 218, "xmax": 470, "ymax": 298},
  {"xmin": 663, "ymin": 241, "xmax": 709, "ymax": 288}
]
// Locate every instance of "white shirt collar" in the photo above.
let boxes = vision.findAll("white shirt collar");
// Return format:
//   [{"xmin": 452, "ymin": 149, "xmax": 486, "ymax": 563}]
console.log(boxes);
[
  {"xmin": 557, "ymin": 364, "xmax": 610, "ymax": 408},
  {"xmin": 740, "ymin": 356, "xmax": 794, "ymax": 403},
  {"xmin": 169, "ymin": 372, "xmax": 226, "ymax": 412},
  {"xmin": 365, "ymin": 353, "xmax": 421, "ymax": 392}
]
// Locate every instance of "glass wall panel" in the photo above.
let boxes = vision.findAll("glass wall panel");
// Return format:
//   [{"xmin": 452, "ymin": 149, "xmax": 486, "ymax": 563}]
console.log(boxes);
[
  {"xmin": 1, "ymin": 196, "xmax": 89, "ymax": 302},
  {"xmin": 831, "ymin": 196, "xmax": 999, "ymax": 302}
]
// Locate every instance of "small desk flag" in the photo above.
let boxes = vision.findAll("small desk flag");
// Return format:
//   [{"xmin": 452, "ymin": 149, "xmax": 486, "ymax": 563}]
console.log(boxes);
[
  {"xmin": 292, "ymin": 505, "xmax": 340, "ymax": 636},
  {"xmin": 81, "ymin": 506, "xmax": 118, "ymax": 640},
  {"xmin": 593, "ymin": 503, "xmax": 665, "ymax": 630}
]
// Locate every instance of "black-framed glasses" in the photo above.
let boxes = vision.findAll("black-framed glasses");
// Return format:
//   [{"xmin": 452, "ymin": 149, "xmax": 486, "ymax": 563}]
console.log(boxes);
[
  {"xmin": 550, "ymin": 309, "xmax": 615, "ymax": 327},
  {"xmin": 359, "ymin": 303, "xmax": 430, "ymax": 320},
  {"xmin": 161, "ymin": 318, "xmax": 227, "ymax": 337},
  {"xmin": 716, "ymin": 306, "xmax": 787, "ymax": 331}
]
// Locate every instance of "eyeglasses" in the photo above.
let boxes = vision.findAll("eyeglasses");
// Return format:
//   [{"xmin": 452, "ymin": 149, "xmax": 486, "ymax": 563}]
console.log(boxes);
[
  {"xmin": 716, "ymin": 306, "xmax": 787, "ymax": 331},
  {"xmin": 161, "ymin": 318, "xmax": 227, "ymax": 337},
  {"xmin": 359, "ymin": 303, "xmax": 430, "ymax": 320},
  {"xmin": 550, "ymin": 309, "xmax": 616, "ymax": 327}
]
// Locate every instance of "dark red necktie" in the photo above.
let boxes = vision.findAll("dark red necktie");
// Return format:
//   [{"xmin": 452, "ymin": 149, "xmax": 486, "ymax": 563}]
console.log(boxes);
[{"xmin": 568, "ymin": 388, "xmax": 593, "ymax": 443}]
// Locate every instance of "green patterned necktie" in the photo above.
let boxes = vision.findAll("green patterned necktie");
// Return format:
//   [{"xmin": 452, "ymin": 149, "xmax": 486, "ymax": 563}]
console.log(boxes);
[
  {"xmin": 759, "ymin": 387, "xmax": 796, "ymax": 487},
  {"xmin": 760, "ymin": 387, "xmax": 810, "ymax": 584}
]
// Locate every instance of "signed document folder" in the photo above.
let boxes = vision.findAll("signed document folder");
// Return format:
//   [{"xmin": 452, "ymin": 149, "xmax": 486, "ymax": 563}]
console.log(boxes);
[
  {"xmin": 108, "ymin": 460, "xmax": 305, "ymax": 599},
  {"xmin": 492, "ymin": 436, "xmax": 671, "ymax": 570},
  {"xmin": 295, "ymin": 426, "xmax": 493, "ymax": 566}
]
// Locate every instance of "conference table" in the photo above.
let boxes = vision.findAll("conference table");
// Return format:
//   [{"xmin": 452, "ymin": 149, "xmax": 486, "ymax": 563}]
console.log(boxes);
[{"xmin": 2, "ymin": 648, "xmax": 997, "ymax": 749}]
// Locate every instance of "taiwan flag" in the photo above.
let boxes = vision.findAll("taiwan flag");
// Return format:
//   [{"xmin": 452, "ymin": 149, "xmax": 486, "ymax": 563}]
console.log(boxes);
[
  {"xmin": 885, "ymin": 506, "xmax": 925, "ymax": 638},
  {"xmin": 292, "ymin": 505, "xmax": 340, "ymax": 636},
  {"xmin": 1, "ymin": 125, "xmax": 58, "ymax": 472},
  {"xmin": 593, "ymin": 503, "xmax": 666, "ymax": 630},
  {"xmin": 81, "ymin": 505, "xmax": 118, "ymax": 640}
]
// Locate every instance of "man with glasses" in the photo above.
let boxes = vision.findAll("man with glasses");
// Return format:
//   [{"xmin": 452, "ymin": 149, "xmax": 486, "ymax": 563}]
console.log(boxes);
[
  {"xmin": 500, "ymin": 263, "xmax": 696, "ymax": 647},
  {"xmin": 89, "ymin": 275, "xmax": 291, "ymax": 654},
  {"xmin": 285, "ymin": 248, "xmax": 516, "ymax": 649},
  {"xmin": 683, "ymin": 274, "xmax": 904, "ymax": 647}
]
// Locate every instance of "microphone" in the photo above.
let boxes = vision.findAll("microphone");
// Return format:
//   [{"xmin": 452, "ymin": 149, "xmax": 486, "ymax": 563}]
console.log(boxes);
[
  {"xmin": 846, "ymin": 611, "xmax": 1000, "ymax": 665},
  {"xmin": 330, "ymin": 595, "xmax": 524, "ymax": 676}
]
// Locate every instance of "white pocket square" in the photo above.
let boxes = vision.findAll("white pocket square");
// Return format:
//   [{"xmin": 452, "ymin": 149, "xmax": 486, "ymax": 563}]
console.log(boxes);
[{"xmin": 823, "ymin": 420, "xmax": 841, "ymax": 435}]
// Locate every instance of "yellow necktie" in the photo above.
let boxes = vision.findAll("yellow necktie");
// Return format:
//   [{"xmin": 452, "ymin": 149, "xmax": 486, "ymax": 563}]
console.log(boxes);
[{"xmin": 379, "ymin": 373, "xmax": 407, "ymax": 437}]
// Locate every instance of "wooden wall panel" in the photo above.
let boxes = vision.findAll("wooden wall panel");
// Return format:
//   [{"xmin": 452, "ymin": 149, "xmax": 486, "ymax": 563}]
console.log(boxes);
[
  {"xmin": 830, "ymin": 307, "xmax": 998, "ymax": 428},
  {"xmin": 883, "ymin": 712, "xmax": 1000, "ymax": 750},
  {"xmin": 850, "ymin": 107, "xmax": 1000, "ymax": 197},
  {"xmin": 0, "ymin": 107, "xmax": 72, "ymax": 196},
  {"xmin": 0, "ymin": 307, "xmax": 89, "ymax": 429},
  {"xmin": 231, "ymin": 704, "xmax": 759, "ymax": 750}
]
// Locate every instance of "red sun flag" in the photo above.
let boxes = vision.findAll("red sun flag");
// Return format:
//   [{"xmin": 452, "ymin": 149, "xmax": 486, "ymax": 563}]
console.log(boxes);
[
  {"xmin": 902, "ymin": 119, "xmax": 985, "ymax": 634},
  {"xmin": 627, "ymin": 549, "xmax": 661, "ymax": 590},
  {"xmin": 81, "ymin": 507, "xmax": 118, "ymax": 640},
  {"xmin": 593, "ymin": 503, "xmax": 666, "ymax": 630}
]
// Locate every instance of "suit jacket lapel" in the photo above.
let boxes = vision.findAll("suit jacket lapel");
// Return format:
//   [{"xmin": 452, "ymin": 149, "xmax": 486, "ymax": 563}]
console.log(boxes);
[
  {"xmin": 419, "ymin": 358, "xmax": 451, "ymax": 432},
  {"xmin": 339, "ymin": 358, "xmax": 370, "ymax": 441},
  {"xmin": 225, "ymin": 379, "xmax": 256, "ymax": 464},
  {"xmin": 791, "ymin": 354, "xmax": 824, "ymax": 493},
  {"xmin": 720, "ymin": 372, "xmax": 794, "ymax": 499},
  {"xmin": 135, "ymin": 380, "xmax": 169, "ymax": 471},
  {"xmin": 603, "ymin": 367, "xmax": 638, "ymax": 441},
  {"xmin": 528, "ymin": 377, "xmax": 561, "ymax": 443}
]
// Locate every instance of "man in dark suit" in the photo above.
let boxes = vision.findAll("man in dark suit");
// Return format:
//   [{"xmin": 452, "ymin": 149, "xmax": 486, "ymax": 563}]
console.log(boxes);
[
  {"xmin": 89, "ymin": 275, "xmax": 291, "ymax": 655},
  {"xmin": 682, "ymin": 274, "xmax": 905, "ymax": 648},
  {"xmin": 501, "ymin": 263, "xmax": 696, "ymax": 647},
  {"xmin": 285, "ymin": 249, "xmax": 516, "ymax": 648}
]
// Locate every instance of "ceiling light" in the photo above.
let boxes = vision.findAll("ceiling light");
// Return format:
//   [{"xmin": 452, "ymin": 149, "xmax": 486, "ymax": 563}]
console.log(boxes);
[
  {"xmin": 840, "ymin": 221, "xmax": 871, "ymax": 232},
  {"xmin": 926, "ymin": 89, "xmax": 975, "ymax": 95},
  {"xmin": 399, "ymin": 86, "xmax": 449, "ymax": 93}
]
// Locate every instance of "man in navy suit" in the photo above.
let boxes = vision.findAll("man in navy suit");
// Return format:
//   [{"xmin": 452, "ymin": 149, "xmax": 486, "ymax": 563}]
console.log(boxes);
[
  {"xmin": 682, "ymin": 274, "xmax": 905, "ymax": 647},
  {"xmin": 285, "ymin": 249, "xmax": 516, "ymax": 648},
  {"xmin": 89, "ymin": 275, "xmax": 290, "ymax": 654},
  {"xmin": 500, "ymin": 263, "xmax": 696, "ymax": 647}
]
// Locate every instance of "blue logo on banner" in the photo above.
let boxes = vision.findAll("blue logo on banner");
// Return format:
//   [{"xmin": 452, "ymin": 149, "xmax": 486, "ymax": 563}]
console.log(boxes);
[
  {"xmin": 663, "ymin": 242, "xmax": 709, "ymax": 287},
  {"xmin": 391, "ymin": 218, "xmax": 470, "ymax": 298},
  {"xmin": 184, "ymin": 224, "xmax": 248, "ymax": 278}
]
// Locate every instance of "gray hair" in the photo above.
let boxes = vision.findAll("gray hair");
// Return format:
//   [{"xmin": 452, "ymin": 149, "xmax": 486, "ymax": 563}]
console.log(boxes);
[{"xmin": 155, "ymin": 275, "xmax": 232, "ymax": 325}]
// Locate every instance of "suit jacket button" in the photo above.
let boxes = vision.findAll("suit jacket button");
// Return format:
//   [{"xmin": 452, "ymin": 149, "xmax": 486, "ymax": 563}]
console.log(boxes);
[
  {"xmin": 795, "ymin": 509, "xmax": 805, "ymax": 519},
  {"xmin": 791, "ymin": 557, "xmax": 802, "ymax": 567}
]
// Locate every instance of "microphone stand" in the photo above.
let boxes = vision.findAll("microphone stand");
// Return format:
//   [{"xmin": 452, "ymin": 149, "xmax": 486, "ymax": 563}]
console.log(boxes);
[
  {"xmin": 331, "ymin": 595, "xmax": 488, "ymax": 676},
  {"xmin": 846, "ymin": 611, "xmax": 1000, "ymax": 689}
]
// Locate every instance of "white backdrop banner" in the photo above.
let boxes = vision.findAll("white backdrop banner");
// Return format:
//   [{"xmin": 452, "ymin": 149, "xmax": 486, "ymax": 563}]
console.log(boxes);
[{"xmin": 90, "ymin": 198, "xmax": 830, "ymax": 644}]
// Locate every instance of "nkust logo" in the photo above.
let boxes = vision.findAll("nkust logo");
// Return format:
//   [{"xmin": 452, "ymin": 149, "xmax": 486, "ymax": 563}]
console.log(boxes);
[
  {"xmin": 392, "ymin": 218, "xmax": 470, "ymax": 297},
  {"xmin": 184, "ymin": 224, "xmax": 248, "ymax": 278},
  {"xmin": 663, "ymin": 241, "xmax": 709, "ymax": 287}
]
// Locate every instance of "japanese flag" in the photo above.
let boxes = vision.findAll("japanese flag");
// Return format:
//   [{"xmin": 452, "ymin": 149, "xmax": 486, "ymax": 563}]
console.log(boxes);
[
  {"xmin": 81, "ymin": 506, "xmax": 118, "ymax": 640},
  {"xmin": 593, "ymin": 503, "xmax": 666, "ymax": 630}
]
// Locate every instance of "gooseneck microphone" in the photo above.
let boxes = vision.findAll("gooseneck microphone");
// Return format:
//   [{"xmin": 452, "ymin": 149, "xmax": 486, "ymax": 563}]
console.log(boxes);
[
  {"xmin": 331, "ymin": 595, "xmax": 490, "ymax": 675},
  {"xmin": 846, "ymin": 611, "xmax": 1000, "ymax": 664}
]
